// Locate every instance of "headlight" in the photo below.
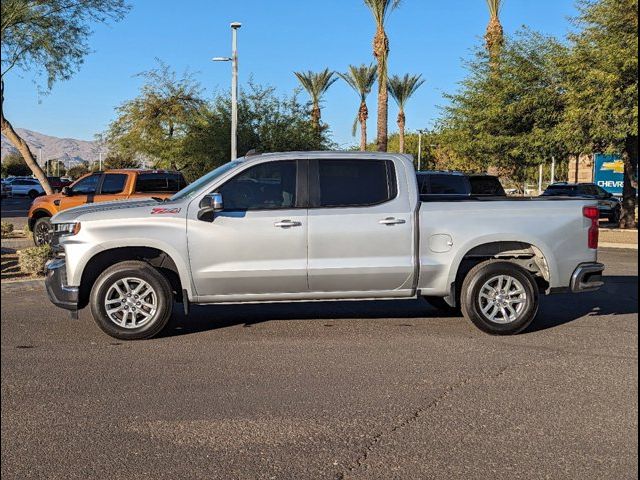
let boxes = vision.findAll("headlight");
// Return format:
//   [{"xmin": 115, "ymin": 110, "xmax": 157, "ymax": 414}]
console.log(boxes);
[{"xmin": 53, "ymin": 222, "xmax": 81, "ymax": 236}]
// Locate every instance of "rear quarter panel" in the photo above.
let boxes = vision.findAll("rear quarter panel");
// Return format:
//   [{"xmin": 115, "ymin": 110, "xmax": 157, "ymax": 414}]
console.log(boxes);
[{"xmin": 418, "ymin": 199, "xmax": 597, "ymax": 295}]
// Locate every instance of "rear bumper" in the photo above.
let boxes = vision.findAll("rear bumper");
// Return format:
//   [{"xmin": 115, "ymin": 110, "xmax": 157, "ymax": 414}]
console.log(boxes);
[
  {"xmin": 570, "ymin": 262, "xmax": 605, "ymax": 293},
  {"xmin": 45, "ymin": 258, "xmax": 79, "ymax": 311}
]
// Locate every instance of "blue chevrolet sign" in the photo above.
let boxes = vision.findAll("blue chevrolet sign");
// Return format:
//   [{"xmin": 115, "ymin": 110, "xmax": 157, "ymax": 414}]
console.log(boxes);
[{"xmin": 594, "ymin": 154, "xmax": 624, "ymax": 196}]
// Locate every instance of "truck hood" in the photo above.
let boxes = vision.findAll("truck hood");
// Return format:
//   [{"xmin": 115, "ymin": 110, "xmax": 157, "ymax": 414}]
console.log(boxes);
[{"xmin": 52, "ymin": 198, "xmax": 166, "ymax": 223}]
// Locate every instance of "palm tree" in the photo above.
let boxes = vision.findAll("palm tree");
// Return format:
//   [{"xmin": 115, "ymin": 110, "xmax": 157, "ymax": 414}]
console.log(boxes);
[
  {"xmin": 485, "ymin": 0, "xmax": 504, "ymax": 68},
  {"xmin": 339, "ymin": 64, "xmax": 378, "ymax": 151},
  {"xmin": 388, "ymin": 74, "xmax": 425, "ymax": 153},
  {"xmin": 294, "ymin": 68, "xmax": 337, "ymax": 132},
  {"xmin": 363, "ymin": 0, "xmax": 402, "ymax": 152}
]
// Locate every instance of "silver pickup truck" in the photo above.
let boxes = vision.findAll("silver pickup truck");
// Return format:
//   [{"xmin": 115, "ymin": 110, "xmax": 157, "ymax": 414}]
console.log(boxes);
[{"xmin": 45, "ymin": 152, "xmax": 604, "ymax": 340}]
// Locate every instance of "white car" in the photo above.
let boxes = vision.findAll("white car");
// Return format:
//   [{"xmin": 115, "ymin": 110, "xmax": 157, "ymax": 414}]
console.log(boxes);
[{"xmin": 6, "ymin": 177, "xmax": 45, "ymax": 198}]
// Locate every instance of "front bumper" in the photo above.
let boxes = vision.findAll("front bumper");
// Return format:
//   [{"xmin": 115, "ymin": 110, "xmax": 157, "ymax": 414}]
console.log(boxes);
[
  {"xmin": 570, "ymin": 262, "xmax": 605, "ymax": 293},
  {"xmin": 45, "ymin": 258, "xmax": 79, "ymax": 311}
]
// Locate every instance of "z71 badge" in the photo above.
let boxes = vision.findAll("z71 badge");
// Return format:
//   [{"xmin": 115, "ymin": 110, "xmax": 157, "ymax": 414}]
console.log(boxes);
[{"xmin": 151, "ymin": 207, "xmax": 182, "ymax": 215}]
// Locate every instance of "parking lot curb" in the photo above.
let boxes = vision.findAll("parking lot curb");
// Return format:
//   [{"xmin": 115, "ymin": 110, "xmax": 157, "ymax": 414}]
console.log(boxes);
[{"xmin": 600, "ymin": 242, "xmax": 638, "ymax": 250}]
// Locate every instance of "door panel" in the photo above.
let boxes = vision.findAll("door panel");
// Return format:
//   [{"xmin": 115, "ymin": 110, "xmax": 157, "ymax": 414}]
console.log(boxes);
[
  {"xmin": 187, "ymin": 160, "xmax": 308, "ymax": 299},
  {"xmin": 57, "ymin": 173, "xmax": 101, "ymax": 210},
  {"xmin": 188, "ymin": 209, "xmax": 308, "ymax": 297},
  {"xmin": 307, "ymin": 159, "xmax": 415, "ymax": 294}
]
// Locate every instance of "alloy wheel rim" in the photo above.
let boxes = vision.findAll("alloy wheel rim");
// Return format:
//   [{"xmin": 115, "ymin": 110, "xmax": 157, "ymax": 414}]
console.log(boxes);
[
  {"xmin": 35, "ymin": 223, "xmax": 51, "ymax": 245},
  {"xmin": 104, "ymin": 277, "xmax": 158, "ymax": 329},
  {"xmin": 478, "ymin": 274, "xmax": 527, "ymax": 324}
]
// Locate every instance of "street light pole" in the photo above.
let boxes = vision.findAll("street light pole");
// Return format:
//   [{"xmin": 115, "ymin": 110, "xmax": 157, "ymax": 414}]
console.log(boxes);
[
  {"xmin": 213, "ymin": 22, "xmax": 242, "ymax": 161},
  {"xmin": 417, "ymin": 129, "xmax": 424, "ymax": 171},
  {"xmin": 231, "ymin": 22, "xmax": 240, "ymax": 160}
]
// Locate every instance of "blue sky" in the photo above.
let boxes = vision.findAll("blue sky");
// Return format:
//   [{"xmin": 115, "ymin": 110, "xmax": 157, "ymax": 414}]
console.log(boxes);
[{"xmin": 4, "ymin": 0, "xmax": 578, "ymax": 150}]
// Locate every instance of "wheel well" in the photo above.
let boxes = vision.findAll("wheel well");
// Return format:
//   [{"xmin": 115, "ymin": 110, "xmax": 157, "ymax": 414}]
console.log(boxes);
[
  {"xmin": 452, "ymin": 242, "xmax": 550, "ymax": 304},
  {"xmin": 29, "ymin": 210, "xmax": 52, "ymax": 230},
  {"xmin": 79, "ymin": 247, "xmax": 183, "ymax": 308}
]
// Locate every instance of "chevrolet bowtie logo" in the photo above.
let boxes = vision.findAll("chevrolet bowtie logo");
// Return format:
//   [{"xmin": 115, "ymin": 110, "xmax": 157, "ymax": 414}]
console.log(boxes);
[{"xmin": 601, "ymin": 160, "xmax": 625, "ymax": 174}]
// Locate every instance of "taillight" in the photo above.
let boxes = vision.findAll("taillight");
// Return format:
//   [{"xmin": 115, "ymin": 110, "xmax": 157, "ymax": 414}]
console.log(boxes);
[{"xmin": 583, "ymin": 206, "xmax": 599, "ymax": 249}]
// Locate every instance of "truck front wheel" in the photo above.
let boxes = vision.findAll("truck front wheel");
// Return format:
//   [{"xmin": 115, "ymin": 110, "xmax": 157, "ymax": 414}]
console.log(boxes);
[
  {"xmin": 460, "ymin": 260, "xmax": 539, "ymax": 335},
  {"xmin": 32, "ymin": 217, "xmax": 52, "ymax": 246},
  {"xmin": 89, "ymin": 261, "xmax": 173, "ymax": 340}
]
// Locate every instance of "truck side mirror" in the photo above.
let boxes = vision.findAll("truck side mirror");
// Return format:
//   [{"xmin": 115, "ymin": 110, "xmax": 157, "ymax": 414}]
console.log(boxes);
[
  {"xmin": 198, "ymin": 192, "xmax": 224, "ymax": 221},
  {"xmin": 61, "ymin": 186, "xmax": 72, "ymax": 196}
]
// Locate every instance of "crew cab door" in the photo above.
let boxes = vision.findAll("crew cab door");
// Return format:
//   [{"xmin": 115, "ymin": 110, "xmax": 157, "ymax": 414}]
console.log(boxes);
[
  {"xmin": 56, "ymin": 173, "xmax": 102, "ymax": 210},
  {"xmin": 187, "ymin": 160, "xmax": 308, "ymax": 300},
  {"xmin": 307, "ymin": 158, "xmax": 415, "ymax": 296}
]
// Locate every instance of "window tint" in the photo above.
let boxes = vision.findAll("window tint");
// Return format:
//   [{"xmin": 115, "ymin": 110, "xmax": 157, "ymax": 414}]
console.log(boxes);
[
  {"xmin": 72, "ymin": 175, "xmax": 100, "ymax": 194},
  {"xmin": 219, "ymin": 161, "xmax": 297, "ymax": 210},
  {"xmin": 100, "ymin": 174, "xmax": 127, "ymax": 194},
  {"xmin": 416, "ymin": 174, "xmax": 430, "ymax": 195},
  {"xmin": 428, "ymin": 174, "xmax": 469, "ymax": 195},
  {"xmin": 317, "ymin": 160, "xmax": 396, "ymax": 207},
  {"xmin": 543, "ymin": 185, "xmax": 577, "ymax": 196},
  {"xmin": 468, "ymin": 176, "xmax": 505, "ymax": 195},
  {"xmin": 135, "ymin": 173, "xmax": 187, "ymax": 193}
]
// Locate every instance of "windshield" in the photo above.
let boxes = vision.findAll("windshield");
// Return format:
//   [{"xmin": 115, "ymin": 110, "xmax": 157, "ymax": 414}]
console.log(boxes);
[{"xmin": 170, "ymin": 161, "xmax": 243, "ymax": 201}]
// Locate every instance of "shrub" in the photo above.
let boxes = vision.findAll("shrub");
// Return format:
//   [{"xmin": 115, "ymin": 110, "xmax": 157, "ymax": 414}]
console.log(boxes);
[
  {"xmin": 18, "ymin": 245, "xmax": 53, "ymax": 276},
  {"xmin": 1, "ymin": 221, "xmax": 14, "ymax": 237},
  {"xmin": 23, "ymin": 224, "xmax": 31, "ymax": 235}
]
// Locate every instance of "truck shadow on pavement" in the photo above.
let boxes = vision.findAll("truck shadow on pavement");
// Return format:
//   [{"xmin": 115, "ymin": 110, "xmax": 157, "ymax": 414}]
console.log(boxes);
[{"xmin": 161, "ymin": 274, "xmax": 638, "ymax": 338}]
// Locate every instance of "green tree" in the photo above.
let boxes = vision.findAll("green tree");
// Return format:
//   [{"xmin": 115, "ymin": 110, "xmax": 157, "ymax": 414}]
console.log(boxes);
[
  {"xmin": 67, "ymin": 164, "xmax": 89, "ymax": 179},
  {"xmin": 485, "ymin": 0, "xmax": 505, "ymax": 68},
  {"xmin": 293, "ymin": 69, "xmax": 337, "ymax": 133},
  {"xmin": 180, "ymin": 83, "xmax": 332, "ymax": 181},
  {"xmin": 363, "ymin": 0, "xmax": 402, "ymax": 152},
  {"xmin": 388, "ymin": 74, "xmax": 425, "ymax": 153},
  {"xmin": 103, "ymin": 153, "xmax": 140, "ymax": 169},
  {"xmin": 438, "ymin": 30, "xmax": 568, "ymax": 183},
  {"xmin": 104, "ymin": 61, "xmax": 206, "ymax": 170},
  {"xmin": 339, "ymin": 64, "xmax": 377, "ymax": 151},
  {"xmin": 1, "ymin": 152, "xmax": 31, "ymax": 176},
  {"xmin": 1, "ymin": 0, "xmax": 130, "ymax": 194},
  {"xmin": 560, "ymin": 0, "xmax": 638, "ymax": 227},
  {"xmin": 44, "ymin": 159, "xmax": 66, "ymax": 177}
]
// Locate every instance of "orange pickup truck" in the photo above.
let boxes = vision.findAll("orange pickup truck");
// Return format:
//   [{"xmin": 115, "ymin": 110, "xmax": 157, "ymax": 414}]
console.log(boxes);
[{"xmin": 28, "ymin": 169, "xmax": 187, "ymax": 245}]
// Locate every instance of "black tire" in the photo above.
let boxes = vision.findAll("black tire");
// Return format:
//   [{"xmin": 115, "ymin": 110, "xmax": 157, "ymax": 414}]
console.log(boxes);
[
  {"xmin": 424, "ymin": 296, "xmax": 462, "ymax": 315},
  {"xmin": 608, "ymin": 207, "xmax": 621, "ymax": 225},
  {"xmin": 28, "ymin": 189, "xmax": 39, "ymax": 199},
  {"xmin": 32, "ymin": 217, "xmax": 52, "ymax": 246},
  {"xmin": 460, "ymin": 260, "xmax": 539, "ymax": 335},
  {"xmin": 89, "ymin": 260, "xmax": 173, "ymax": 340}
]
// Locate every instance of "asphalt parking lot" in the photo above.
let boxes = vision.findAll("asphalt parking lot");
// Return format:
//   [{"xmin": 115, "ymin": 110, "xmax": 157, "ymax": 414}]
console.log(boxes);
[
  {"xmin": 0, "ymin": 196, "xmax": 31, "ymax": 229},
  {"xmin": 1, "ymin": 248, "xmax": 637, "ymax": 479}
]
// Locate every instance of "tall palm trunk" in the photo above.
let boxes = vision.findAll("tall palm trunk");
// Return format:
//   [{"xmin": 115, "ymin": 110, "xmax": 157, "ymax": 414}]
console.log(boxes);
[
  {"xmin": 397, "ymin": 110, "xmax": 406, "ymax": 153},
  {"xmin": 373, "ymin": 26, "xmax": 390, "ymax": 152},
  {"xmin": 485, "ymin": 0, "xmax": 504, "ymax": 70},
  {"xmin": 311, "ymin": 103, "xmax": 322, "ymax": 133},
  {"xmin": 620, "ymin": 134, "xmax": 638, "ymax": 228},
  {"xmin": 0, "ymin": 80, "xmax": 52, "ymax": 194},
  {"xmin": 359, "ymin": 101, "xmax": 369, "ymax": 151}
]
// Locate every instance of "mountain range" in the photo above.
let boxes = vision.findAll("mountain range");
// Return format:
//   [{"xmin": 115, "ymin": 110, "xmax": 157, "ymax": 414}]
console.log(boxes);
[{"xmin": 1, "ymin": 128, "xmax": 101, "ymax": 166}]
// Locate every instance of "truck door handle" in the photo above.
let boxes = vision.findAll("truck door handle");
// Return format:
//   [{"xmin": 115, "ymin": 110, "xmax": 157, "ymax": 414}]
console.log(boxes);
[
  {"xmin": 379, "ymin": 217, "xmax": 406, "ymax": 226},
  {"xmin": 274, "ymin": 220, "xmax": 302, "ymax": 228}
]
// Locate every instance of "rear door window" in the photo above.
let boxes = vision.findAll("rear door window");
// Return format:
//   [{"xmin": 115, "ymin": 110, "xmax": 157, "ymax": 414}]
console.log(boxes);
[
  {"xmin": 315, "ymin": 159, "xmax": 396, "ymax": 207},
  {"xmin": 135, "ymin": 173, "xmax": 187, "ymax": 193},
  {"xmin": 100, "ymin": 174, "xmax": 128, "ymax": 194},
  {"xmin": 428, "ymin": 174, "xmax": 470, "ymax": 195}
]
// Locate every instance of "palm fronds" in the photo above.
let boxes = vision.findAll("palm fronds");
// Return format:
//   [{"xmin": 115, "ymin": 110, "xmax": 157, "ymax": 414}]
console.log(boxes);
[{"xmin": 388, "ymin": 74, "xmax": 425, "ymax": 109}]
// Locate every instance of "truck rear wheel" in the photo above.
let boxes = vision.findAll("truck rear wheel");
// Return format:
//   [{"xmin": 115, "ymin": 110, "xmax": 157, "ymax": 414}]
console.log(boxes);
[
  {"xmin": 460, "ymin": 260, "xmax": 538, "ymax": 335},
  {"xmin": 89, "ymin": 261, "xmax": 173, "ymax": 340}
]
